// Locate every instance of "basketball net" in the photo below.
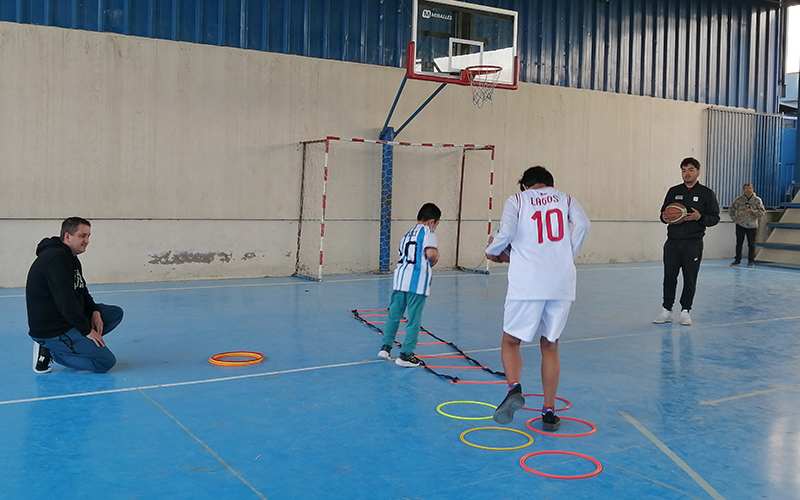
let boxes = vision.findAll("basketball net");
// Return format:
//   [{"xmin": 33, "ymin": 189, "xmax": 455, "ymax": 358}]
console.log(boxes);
[{"xmin": 464, "ymin": 66, "xmax": 502, "ymax": 108}]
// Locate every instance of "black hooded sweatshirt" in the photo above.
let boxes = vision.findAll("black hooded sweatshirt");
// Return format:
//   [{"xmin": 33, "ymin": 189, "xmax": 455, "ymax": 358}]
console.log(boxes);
[{"xmin": 26, "ymin": 237, "xmax": 98, "ymax": 339}]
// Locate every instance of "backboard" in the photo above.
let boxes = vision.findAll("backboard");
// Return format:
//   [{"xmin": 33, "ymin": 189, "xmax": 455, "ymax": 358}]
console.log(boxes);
[{"xmin": 408, "ymin": 0, "xmax": 519, "ymax": 89}]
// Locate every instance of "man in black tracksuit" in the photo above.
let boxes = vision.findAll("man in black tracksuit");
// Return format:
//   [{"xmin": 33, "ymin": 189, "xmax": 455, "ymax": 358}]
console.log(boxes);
[
  {"xmin": 26, "ymin": 217, "xmax": 124, "ymax": 373},
  {"xmin": 653, "ymin": 157, "xmax": 720, "ymax": 326}
]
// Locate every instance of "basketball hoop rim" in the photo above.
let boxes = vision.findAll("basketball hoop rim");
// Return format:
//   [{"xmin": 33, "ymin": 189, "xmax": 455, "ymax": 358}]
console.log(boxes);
[{"xmin": 461, "ymin": 65, "xmax": 503, "ymax": 83}]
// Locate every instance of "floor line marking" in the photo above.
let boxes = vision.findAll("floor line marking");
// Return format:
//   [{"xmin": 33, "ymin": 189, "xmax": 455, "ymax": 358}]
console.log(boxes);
[
  {"xmin": 699, "ymin": 384, "xmax": 800, "ymax": 405},
  {"xmin": 0, "ymin": 260, "xmax": 775, "ymax": 299},
  {"xmin": 610, "ymin": 466, "xmax": 705, "ymax": 500},
  {"xmin": 138, "ymin": 389, "xmax": 268, "ymax": 500},
  {"xmin": 0, "ymin": 359, "xmax": 381, "ymax": 407},
  {"xmin": 0, "ymin": 264, "xmax": 662, "ymax": 299},
  {"xmin": 620, "ymin": 411, "xmax": 725, "ymax": 500}
]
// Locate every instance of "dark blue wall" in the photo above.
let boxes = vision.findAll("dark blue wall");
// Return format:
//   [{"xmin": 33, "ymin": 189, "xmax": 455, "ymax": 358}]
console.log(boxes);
[{"xmin": 0, "ymin": 0, "xmax": 784, "ymax": 112}]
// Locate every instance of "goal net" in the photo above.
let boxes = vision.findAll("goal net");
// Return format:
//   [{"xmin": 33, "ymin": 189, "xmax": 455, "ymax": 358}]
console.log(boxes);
[{"xmin": 295, "ymin": 137, "xmax": 495, "ymax": 280}]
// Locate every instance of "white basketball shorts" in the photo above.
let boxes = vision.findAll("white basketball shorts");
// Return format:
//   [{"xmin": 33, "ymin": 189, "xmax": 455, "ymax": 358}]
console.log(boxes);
[{"xmin": 503, "ymin": 299, "xmax": 573, "ymax": 343}]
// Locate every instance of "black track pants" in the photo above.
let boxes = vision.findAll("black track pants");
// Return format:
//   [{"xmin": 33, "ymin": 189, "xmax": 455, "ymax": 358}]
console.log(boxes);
[{"xmin": 662, "ymin": 238, "xmax": 703, "ymax": 312}]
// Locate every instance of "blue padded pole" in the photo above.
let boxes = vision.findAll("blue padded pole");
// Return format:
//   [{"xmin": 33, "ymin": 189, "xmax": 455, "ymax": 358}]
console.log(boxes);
[
  {"xmin": 379, "ymin": 127, "xmax": 395, "ymax": 272},
  {"xmin": 379, "ymin": 79, "xmax": 448, "ymax": 271}
]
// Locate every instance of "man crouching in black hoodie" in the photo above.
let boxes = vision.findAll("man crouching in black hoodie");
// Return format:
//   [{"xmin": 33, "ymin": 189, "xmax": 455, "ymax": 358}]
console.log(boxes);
[{"xmin": 26, "ymin": 217, "xmax": 124, "ymax": 373}]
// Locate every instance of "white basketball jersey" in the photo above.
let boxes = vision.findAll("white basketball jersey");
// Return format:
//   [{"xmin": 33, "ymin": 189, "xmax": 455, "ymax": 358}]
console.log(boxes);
[
  {"xmin": 486, "ymin": 187, "xmax": 590, "ymax": 301},
  {"xmin": 393, "ymin": 224, "xmax": 438, "ymax": 296}
]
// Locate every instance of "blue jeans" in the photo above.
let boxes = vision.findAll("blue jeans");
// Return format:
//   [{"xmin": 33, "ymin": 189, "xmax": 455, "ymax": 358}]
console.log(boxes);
[
  {"xmin": 382, "ymin": 290, "xmax": 427, "ymax": 355},
  {"xmin": 32, "ymin": 304, "xmax": 123, "ymax": 373}
]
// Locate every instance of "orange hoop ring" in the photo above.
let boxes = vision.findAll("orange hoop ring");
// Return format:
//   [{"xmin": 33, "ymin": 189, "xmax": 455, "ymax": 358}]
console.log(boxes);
[
  {"xmin": 520, "ymin": 450, "xmax": 602, "ymax": 479},
  {"xmin": 521, "ymin": 394, "xmax": 572, "ymax": 412},
  {"xmin": 209, "ymin": 351, "xmax": 265, "ymax": 367},
  {"xmin": 525, "ymin": 416, "xmax": 597, "ymax": 437}
]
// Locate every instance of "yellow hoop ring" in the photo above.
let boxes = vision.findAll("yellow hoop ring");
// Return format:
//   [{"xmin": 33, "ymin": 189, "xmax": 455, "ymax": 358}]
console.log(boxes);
[
  {"xmin": 460, "ymin": 427, "xmax": 534, "ymax": 451},
  {"xmin": 436, "ymin": 401, "xmax": 497, "ymax": 420},
  {"xmin": 209, "ymin": 351, "xmax": 265, "ymax": 367}
]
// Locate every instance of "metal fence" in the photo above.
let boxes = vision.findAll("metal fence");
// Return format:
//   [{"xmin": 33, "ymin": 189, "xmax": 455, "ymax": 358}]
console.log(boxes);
[{"xmin": 706, "ymin": 108, "xmax": 795, "ymax": 208}]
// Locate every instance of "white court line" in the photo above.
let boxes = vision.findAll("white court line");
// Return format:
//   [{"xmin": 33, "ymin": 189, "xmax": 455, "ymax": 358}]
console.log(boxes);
[
  {"xmin": 139, "ymin": 389, "xmax": 268, "ymax": 500},
  {"xmin": 620, "ymin": 411, "xmax": 725, "ymax": 500},
  {"xmin": 0, "ymin": 259, "xmax": 777, "ymax": 299},
  {"xmin": 0, "ymin": 360, "xmax": 381, "ymax": 407},
  {"xmin": 699, "ymin": 384, "xmax": 800, "ymax": 406},
  {"xmin": 0, "ymin": 264, "xmax": 662, "ymax": 299}
]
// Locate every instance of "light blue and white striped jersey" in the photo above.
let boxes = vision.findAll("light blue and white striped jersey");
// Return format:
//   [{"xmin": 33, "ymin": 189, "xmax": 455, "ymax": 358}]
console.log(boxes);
[{"xmin": 393, "ymin": 223, "xmax": 438, "ymax": 296}]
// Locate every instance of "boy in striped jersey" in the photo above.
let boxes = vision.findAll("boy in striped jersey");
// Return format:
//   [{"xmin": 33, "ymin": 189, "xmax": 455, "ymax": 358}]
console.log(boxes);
[
  {"xmin": 486, "ymin": 167, "xmax": 590, "ymax": 430},
  {"xmin": 378, "ymin": 203, "xmax": 441, "ymax": 367}
]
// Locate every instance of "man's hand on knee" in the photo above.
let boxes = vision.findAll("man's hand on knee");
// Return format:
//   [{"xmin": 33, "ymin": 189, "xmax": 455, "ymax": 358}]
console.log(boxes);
[{"xmin": 87, "ymin": 329, "xmax": 105, "ymax": 347}]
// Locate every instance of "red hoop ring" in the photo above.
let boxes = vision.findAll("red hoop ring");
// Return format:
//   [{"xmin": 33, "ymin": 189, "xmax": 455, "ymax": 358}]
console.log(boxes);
[
  {"xmin": 521, "ymin": 394, "xmax": 572, "ymax": 412},
  {"xmin": 209, "ymin": 351, "xmax": 265, "ymax": 367},
  {"xmin": 461, "ymin": 65, "xmax": 503, "ymax": 81},
  {"xmin": 525, "ymin": 416, "xmax": 597, "ymax": 437},
  {"xmin": 520, "ymin": 450, "xmax": 602, "ymax": 479}
]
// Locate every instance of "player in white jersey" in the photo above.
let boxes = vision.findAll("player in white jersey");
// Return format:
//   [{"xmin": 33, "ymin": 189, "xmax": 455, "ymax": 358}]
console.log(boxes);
[
  {"xmin": 378, "ymin": 203, "xmax": 441, "ymax": 367},
  {"xmin": 485, "ymin": 166, "xmax": 590, "ymax": 430}
]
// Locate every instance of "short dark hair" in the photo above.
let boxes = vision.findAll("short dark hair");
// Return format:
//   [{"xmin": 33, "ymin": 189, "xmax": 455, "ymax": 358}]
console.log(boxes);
[
  {"xmin": 743, "ymin": 182, "xmax": 753, "ymax": 189},
  {"xmin": 417, "ymin": 203, "xmax": 441, "ymax": 222},
  {"xmin": 60, "ymin": 217, "xmax": 91, "ymax": 240},
  {"xmin": 680, "ymin": 157, "xmax": 701, "ymax": 169},
  {"xmin": 519, "ymin": 166, "xmax": 554, "ymax": 190}
]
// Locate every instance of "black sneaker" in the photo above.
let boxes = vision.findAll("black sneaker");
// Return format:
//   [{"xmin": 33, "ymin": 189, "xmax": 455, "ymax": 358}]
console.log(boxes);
[
  {"xmin": 730, "ymin": 261, "xmax": 741, "ymax": 267},
  {"xmin": 378, "ymin": 345, "xmax": 392, "ymax": 360},
  {"xmin": 32, "ymin": 342, "xmax": 52, "ymax": 374},
  {"xmin": 395, "ymin": 352, "xmax": 421, "ymax": 368},
  {"xmin": 493, "ymin": 385, "xmax": 525, "ymax": 425},
  {"xmin": 542, "ymin": 411, "xmax": 561, "ymax": 432}
]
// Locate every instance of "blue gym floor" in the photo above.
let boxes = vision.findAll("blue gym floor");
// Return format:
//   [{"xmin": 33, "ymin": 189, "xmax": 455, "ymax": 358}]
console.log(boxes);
[{"xmin": 1, "ymin": 260, "xmax": 799, "ymax": 500}]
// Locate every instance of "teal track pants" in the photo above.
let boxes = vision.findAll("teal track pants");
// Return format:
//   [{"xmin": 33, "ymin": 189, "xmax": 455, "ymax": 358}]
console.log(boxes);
[{"xmin": 381, "ymin": 290, "xmax": 427, "ymax": 355}]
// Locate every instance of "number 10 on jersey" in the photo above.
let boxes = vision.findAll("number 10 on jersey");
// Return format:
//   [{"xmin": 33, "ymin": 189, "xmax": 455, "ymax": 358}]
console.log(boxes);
[{"xmin": 532, "ymin": 209, "xmax": 564, "ymax": 243}]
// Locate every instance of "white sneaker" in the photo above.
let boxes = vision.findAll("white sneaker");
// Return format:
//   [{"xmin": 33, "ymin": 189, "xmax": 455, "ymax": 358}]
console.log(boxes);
[
  {"xmin": 680, "ymin": 310, "xmax": 692, "ymax": 326},
  {"xmin": 653, "ymin": 308, "xmax": 672, "ymax": 324},
  {"xmin": 395, "ymin": 353, "xmax": 421, "ymax": 368}
]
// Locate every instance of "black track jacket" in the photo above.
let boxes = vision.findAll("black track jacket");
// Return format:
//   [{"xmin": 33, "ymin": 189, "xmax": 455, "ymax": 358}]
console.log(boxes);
[{"xmin": 660, "ymin": 182, "xmax": 721, "ymax": 240}]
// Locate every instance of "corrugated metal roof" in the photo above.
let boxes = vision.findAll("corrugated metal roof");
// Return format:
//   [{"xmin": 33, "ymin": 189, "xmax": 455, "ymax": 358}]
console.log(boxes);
[{"xmin": 0, "ymin": 0, "xmax": 785, "ymax": 112}]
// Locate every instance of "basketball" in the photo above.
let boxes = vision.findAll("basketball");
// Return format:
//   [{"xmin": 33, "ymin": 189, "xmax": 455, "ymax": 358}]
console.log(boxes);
[
  {"xmin": 500, "ymin": 244, "xmax": 512, "ymax": 262},
  {"xmin": 487, "ymin": 237, "xmax": 512, "ymax": 263},
  {"xmin": 662, "ymin": 203, "xmax": 687, "ymax": 224}
]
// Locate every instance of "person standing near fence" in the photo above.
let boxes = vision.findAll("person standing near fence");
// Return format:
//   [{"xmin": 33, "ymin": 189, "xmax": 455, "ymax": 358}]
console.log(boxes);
[{"xmin": 728, "ymin": 183, "xmax": 766, "ymax": 268}]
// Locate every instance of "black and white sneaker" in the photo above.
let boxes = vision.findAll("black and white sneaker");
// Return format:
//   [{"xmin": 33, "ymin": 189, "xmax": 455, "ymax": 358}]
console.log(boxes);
[
  {"xmin": 378, "ymin": 345, "xmax": 392, "ymax": 360},
  {"xmin": 542, "ymin": 411, "xmax": 561, "ymax": 432},
  {"xmin": 32, "ymin": 342, "xmax": 53, "ymax": 374},
  {"xmin": 493, "ymin": 385, "xmax": 525, "ymax": 425},
  {"xmin": 395, "ymin": 352, "xmax": 421, "ymax": 368}
]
